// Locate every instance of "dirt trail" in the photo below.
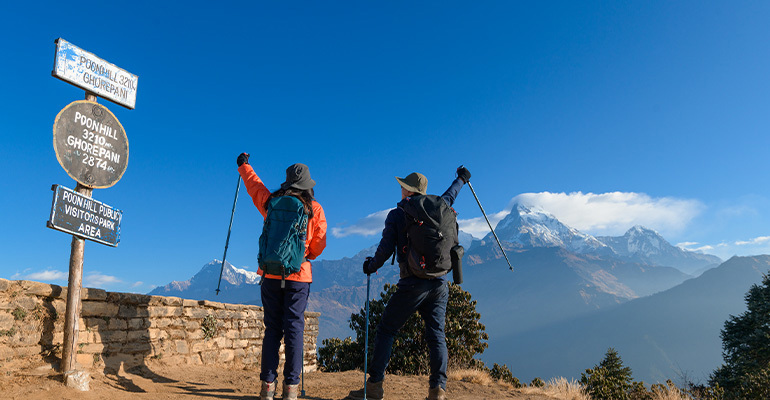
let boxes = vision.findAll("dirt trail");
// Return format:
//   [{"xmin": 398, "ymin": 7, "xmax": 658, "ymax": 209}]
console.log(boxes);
[{"xmin": 0, "ymin": 362, "xmax": 555, "ymax": 400}]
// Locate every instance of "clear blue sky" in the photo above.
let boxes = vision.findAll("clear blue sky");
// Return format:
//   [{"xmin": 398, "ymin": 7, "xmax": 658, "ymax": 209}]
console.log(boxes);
[{"xmin": 2, "ymin": 2, "xmax": 770, "ymax": 293}]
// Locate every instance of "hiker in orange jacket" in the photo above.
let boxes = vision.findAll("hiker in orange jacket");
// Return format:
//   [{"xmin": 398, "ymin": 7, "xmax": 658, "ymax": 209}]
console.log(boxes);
[{"xmin": 237, "ymin": 153, "xmax": 327, "ymax": 400}]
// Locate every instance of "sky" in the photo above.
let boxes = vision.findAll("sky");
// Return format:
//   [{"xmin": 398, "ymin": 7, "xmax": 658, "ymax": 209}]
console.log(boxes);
[{"xmin": 2, "ymin": 2, "xmax": 770, "ymax": 294}]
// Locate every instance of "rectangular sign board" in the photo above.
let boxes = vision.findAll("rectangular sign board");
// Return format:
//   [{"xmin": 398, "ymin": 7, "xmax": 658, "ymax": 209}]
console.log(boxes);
[
  {"xmin": 47, "ymin": 184, "xmax": 123, "ymax": 247},
  {"xmin": 52, "ymin": 38, "xmax": 138, "ymax": 109}
]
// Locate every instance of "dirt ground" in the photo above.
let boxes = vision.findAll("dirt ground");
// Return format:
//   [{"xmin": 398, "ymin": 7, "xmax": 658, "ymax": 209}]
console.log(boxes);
[{"xmin": 0, "ymin": 361, "xmax": 555, "ymax": 400}]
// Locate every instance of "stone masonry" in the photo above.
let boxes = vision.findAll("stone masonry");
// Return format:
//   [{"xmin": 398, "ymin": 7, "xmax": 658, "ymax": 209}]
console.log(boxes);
[{"xmin": 0, "ymin": 278, "xmax": 320, "ymax": 373}]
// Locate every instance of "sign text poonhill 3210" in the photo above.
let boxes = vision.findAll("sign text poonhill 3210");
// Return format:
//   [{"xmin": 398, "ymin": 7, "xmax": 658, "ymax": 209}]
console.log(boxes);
[{"xmin": 52, "ymin": 38, "xmax": 139, "ymax": 109}]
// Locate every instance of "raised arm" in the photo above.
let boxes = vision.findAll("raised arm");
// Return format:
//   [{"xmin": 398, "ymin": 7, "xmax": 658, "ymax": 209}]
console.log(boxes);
[{"xmin": 237, "ymin": 153, "xmax": 271, "ymax": 218}]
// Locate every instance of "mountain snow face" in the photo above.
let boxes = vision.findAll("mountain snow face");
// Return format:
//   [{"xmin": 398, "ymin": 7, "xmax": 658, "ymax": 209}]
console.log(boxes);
[
  {"xmin": 597, "ymin": 226, "xmax": 722, "ymax": 274},
  {"xmin": 491, "ymin": 204, "xmax": 609, "ymax": 254},
  {"xmin": 599, "ymin": 226, "xmax": 667, "ymax": 257},
  {"xmin": 217, "ymin": 261, "xmax": 260, "ymax": 285},
  {"xmin": 149, "ymin": 260, "xmax": 260, "ymax": 300}
]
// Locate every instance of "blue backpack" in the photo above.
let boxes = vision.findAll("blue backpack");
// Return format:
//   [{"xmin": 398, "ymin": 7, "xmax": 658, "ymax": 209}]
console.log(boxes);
[{"xmin": 258, "ymin": 196, "xmax": 309, "ymax": 287}]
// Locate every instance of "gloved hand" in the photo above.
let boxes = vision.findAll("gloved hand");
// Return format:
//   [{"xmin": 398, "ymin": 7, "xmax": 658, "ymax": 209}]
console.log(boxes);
[
  {"xmin": 457, "ymin": 166, "xmax": 471, "ymax": 183},
  {"xmin": 363, "ymin": 257, "xmax": 377, "ymax": 275},
  {"xmin": 237, "ymin": 153, "xmax": 250, "ymax": 167}
]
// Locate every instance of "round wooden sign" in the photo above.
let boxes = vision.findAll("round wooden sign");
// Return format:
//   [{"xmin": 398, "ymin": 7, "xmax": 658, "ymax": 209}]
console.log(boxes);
[{"xmin": 53, "ymin": 101, "xmax": 129, "ymax": 188}]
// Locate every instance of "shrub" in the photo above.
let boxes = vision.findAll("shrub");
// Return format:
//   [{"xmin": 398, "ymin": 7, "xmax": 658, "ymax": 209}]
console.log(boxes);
[
  {"xmin": 11, "ymin": 307, "xmax": 26, "ymax": 321},
  {"xmin": 201, "ymin": 314, "xmax": 217, "ymax": 340},
  {"xmin": 317, "ymin": 337, "xmax": 362, "ymax": 372},
  {"xmin": 489, "ymin": 363, "xmax": 522, "ymax": 387}
]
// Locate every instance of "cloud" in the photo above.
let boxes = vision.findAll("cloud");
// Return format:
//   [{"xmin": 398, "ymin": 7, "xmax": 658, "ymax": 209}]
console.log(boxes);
[
  {"xmin": 335, "ymin": 192, "xmax": 704, "ymax": 240},
  {"xmin": 25, "ymin": 270, "xmax": 69, "ymax": 281},
  {"xmin": 678, "ymin": 242, "xmax": 716, "ymax": 253},
  {"xmin": 131, "ymin": 281, "xmax": 144, "ymax": 288},
  {"xmin": 84, "ymin": 273, "xmax": 122, "ymax": 287},
  {"xmin": 332, "ymin": 209, "xmax": 393, "ymax": 238},
  {"xmin": 11, "ymin": 269, "xmax": 68, "ymax": 281},
  {"xmin": 513, "ymin": 192, "xmax": 703, "ymax": 237},
  {"xmin": 735, "ymin": 236, "xmax": 770, "ymax": 246},
  {"xmin": 457, "ymin": 210, "xmax": 511, "ymax": 239},
  {"xmin": 461, "ymin": 192, "xmax": 703, "ymax": 238}
]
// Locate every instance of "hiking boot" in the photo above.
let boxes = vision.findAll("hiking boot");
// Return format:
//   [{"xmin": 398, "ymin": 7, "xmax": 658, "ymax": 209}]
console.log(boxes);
[
  {"xmin": 345, "ymin": 379, "xmax": 384, "ymax": 400},
  {"xmin": 259, "ymin": 381, "xmax": 276, "ymax": 400},
  {"xmin": 426, "ymin": 386, "xmax": 446, "ymax": 400},
  {"xmin": 282, "ymin": 382, "xmax": 299, "ymax": 400}
]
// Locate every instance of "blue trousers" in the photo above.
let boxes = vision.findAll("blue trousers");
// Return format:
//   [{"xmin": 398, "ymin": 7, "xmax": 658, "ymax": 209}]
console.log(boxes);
[
  {"xmin": 260, "ymin": 278, "xmax": 310, "ymax": 385},
  {"xmin": 368, "ymin": 279, "xmax": 449, "ymax": 389}
]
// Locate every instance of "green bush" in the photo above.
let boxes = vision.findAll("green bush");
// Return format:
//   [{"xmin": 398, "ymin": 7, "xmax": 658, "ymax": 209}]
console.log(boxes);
[
  {"xmin": 12, "ymin": 307, "xmax": 26, "ymax": 321},
  {"xmin": 201, "ymin": 314, "xmax": 217, "ymax": 340},
  {"xmin": 317, "ymin": 337, "xmax": 362, "ymax": 372},
  {"xmin": 530, "ymin": 377, "xmax": 545, "ymax": 388},
  {"xmin": 318, "ymin": 283, "xmax": 488, "ymax": 374},
  {"xmin": 489, "ymin": 363, "xmax": 522, "ymax": 387}
]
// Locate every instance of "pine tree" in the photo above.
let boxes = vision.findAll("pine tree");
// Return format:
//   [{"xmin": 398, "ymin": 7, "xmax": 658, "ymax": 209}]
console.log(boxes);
[
  {"xmin": 710, "ymin": 273, "xmax": 770, "ymax": 399},
  {"xmin": 580, "ymin": 348, "xmax": 634, "ymax": 400}
]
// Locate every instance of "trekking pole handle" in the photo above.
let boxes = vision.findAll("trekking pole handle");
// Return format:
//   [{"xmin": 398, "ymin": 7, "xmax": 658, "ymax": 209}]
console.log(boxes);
[
  {"xmin": 216, "ymin": 175, "xmax": 242, "ymax": 294},
  {"xmin": 467, "ymin": 182, "xmax": 514, "ymax": 272}
]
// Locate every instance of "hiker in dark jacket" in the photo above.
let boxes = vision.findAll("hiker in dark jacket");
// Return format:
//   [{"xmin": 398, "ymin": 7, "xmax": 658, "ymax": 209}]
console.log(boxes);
[{"xmin": 347, "ymin": 166, "xmax": 471, "ymax": 400}]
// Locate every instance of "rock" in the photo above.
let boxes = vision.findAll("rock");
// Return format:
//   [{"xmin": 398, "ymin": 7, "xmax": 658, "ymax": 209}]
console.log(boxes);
[{"xmin": 64, "ymin": 370, "xmax": 90, "ymax": 391}]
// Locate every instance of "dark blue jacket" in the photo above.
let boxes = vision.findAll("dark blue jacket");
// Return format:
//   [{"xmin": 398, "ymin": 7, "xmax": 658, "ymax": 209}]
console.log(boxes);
[{"xmin": 370, "ymin": 177, "xmax": 466, "ymax": 284}]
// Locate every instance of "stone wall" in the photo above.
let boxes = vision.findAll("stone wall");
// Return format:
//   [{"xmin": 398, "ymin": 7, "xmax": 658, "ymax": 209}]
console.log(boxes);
[{"xmin": 0, "ymin": 278, "xmax": 319, "ymax": 373}]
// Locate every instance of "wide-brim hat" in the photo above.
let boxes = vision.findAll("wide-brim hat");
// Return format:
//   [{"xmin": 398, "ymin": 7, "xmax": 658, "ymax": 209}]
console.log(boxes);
[
  {"xmin": 281, "ymin": 163, "xmax": 316, "ymax": 191},
  {"xmin": 395, "ymin": 172, "xmax": 427, "ymax": 195}
]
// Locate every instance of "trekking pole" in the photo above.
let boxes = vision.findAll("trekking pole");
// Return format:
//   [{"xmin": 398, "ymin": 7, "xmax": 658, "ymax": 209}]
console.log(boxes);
[
  {"xmin": 467, "ymin": 181, "xmax": 514, "ymax": 272},
  {"xmin": 363, "ymin": 273, "xmax": 371, "ymax": 399},
  {"xmin": 215, "ymin": 175, "xmax": 242, "ymax": 295}
]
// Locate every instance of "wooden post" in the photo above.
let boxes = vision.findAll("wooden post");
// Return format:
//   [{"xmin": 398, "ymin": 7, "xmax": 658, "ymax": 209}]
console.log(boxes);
[{"xmin": 61, "ymin": 91, "xmax": 97, "ymax": 376}]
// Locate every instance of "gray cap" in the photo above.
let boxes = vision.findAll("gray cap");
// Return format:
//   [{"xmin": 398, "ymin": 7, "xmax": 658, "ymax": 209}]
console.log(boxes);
[
  {"xmin": 281, "ymin": 163, "xmax": 316, "ymax": 191},
  {"xmin": 395, "ymin": 172, "xmax": 427, "ymax": 195}
]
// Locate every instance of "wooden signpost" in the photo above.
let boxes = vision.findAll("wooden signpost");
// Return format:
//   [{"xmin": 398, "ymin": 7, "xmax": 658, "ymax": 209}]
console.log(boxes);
[{"xmin": 49, "ymin": 39, "xmax": 136, "ymax": 389}]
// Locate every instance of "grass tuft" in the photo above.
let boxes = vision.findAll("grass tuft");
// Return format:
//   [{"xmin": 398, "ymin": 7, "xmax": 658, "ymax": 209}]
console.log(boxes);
[
  {"xmin": 448, "ymin": 368, "xmax": 493, "ymax": 386},
  {"xmin": 521, "ymin": 377, "xmax": 591, "ymax": 400}
]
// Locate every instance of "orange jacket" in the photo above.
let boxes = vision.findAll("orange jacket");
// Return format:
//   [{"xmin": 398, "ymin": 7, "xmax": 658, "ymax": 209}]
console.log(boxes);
[{"xmin": 238, "ymin": 164, "xmax": 327, "ymax": 283}]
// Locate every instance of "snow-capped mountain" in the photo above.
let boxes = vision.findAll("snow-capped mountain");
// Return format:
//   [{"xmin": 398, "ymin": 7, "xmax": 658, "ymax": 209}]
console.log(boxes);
[
  {"xmin": 489, "ymin": 203, "xmax": 609, "ymax": 254},
  {"xmin": 149, "ymin": 260, "xmax": 261, "ymax": 305},
  {"xmin": 597, "ymin": 226, "xmax": 721, "ymax": 274}
]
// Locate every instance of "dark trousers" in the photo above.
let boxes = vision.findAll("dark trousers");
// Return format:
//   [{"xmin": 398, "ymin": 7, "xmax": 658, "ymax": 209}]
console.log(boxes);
[
  {"xmin": 368, "ymin": 279, "xmax": 449, "ymax": 389},
  {"xmin": 260, "ymin": 278, "xmax": 310, "ymax": 385}
]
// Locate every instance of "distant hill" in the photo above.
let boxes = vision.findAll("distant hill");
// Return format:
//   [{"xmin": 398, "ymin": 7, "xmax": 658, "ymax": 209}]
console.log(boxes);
[
  {"xmin": 488, "ymin": 255, "xmax": 770, "ymax": 384},
  {"xmin": 459, "ymin": 244, "xmax": 690, "ymax": 339}
]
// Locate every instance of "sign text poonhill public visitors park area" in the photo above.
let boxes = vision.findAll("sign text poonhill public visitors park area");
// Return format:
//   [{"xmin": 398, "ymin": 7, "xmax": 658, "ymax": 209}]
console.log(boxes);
[{"xmin": 48, "ymin": 185, "xmax": 123, "ymax": 247}]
